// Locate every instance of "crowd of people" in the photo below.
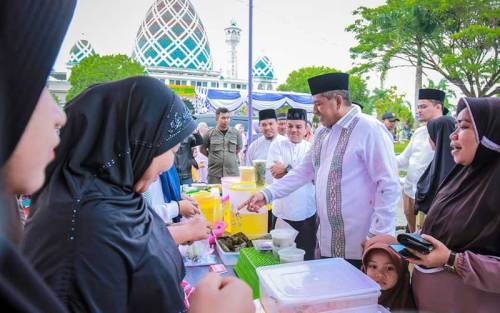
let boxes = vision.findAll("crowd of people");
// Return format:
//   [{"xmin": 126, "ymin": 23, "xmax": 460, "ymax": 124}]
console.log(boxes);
[{"xmin": 1, "ymin": 2, "xmax": 499, "ymax": 313}]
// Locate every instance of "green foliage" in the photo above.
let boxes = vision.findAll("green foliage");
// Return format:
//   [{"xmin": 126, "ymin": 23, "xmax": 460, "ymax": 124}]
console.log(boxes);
[
  {"xmin": 395, "ymin": 140, "xmax": 410, "ymax": 154},
  {"xmin": 275, "ymin": 104, "xmax": 291, "ymax": 114},
  {"xmin": 371, "ymin": 86, "xmax": 414, "ymax": 127},
  {"xmin": 169, "ymin": 85, "xmax": 196, "ymax": 97},
  {"xmin": 347, "ymin": 0, "xmax": 499, "ymax": 97},
  {"xmin": 277, "ymin": 66, "xmax": 370, "ymax": 111},
  {"xmin": 67, "ymin": 54, "xmax": 145, "ymax": 102}
]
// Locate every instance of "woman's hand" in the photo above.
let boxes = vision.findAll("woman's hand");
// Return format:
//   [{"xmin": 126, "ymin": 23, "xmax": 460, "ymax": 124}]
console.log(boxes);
[
  {"xmin": 179, "ymin": 200, "xmax": 200, "ymax": 217},
  {"xmin": 407, "ymin": 234, "xmax": 451, "ymax": 268},
  {"xmin": 189, "ymin": 273, "xmax": 254, "ymax": 313},
  {"xmin": 168, "ymin": 215, "xmax": 211, "ymax": 244},
  {"xmin": 184, "ymin": 215, "xmax": 211, "ymax": 241}
]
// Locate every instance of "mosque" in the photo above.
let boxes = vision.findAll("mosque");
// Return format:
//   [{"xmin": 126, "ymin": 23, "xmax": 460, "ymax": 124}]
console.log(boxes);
[{"xmin": 48, "ymin": 0, "xmax": 277, "ymax": 104}]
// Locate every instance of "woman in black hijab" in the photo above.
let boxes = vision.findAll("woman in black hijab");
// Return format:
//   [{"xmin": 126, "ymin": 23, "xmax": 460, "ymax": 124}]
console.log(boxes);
[
  {"xmin": 22, "ymin": 76, "xmax": 255, "ymax": 313},
  {"xmin": 1, "ymin": 1, "xmax": 76, "ymax": 312},
  {"xmin": 23, "ymin": 77, "xmax": 193, "ymax": 312},
  {"xmin": 414, "ymin": 115, "xmax": 456, "ymax": 214},
  {"xmin": 407, "ymin": 97, "xmax": 500, "ymax": 313}
]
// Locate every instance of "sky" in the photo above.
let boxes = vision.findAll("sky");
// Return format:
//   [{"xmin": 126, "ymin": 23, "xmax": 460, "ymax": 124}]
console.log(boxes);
[{"xmin": 53, "ymin": 0, "xmax": 452, "ymax": 106}]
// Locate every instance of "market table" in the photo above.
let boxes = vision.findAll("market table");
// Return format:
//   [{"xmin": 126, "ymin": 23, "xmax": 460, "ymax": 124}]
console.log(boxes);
[{"xmin": 183, "ymin": 250, "xmax": 237, "ymax": 286}]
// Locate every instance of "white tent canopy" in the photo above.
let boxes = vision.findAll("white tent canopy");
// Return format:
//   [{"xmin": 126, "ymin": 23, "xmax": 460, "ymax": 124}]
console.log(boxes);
[{"xmin": 195, "ymin": 87, "xmax": 313, "ymax": 113}]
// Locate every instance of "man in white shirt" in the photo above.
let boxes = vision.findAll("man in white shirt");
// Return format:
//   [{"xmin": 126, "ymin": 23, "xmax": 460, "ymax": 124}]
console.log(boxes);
[
  {"xmin": 276, "ymin": 112, "xmax": 287, "ymax": 136},
  {"xmin": 397, "ymin": 88, "xmax": 445, "ymax": 232},
  {"xmin": 267, "ymin": 108, "xmax": 316, "ymax": 260},
  {"xmin": 241, "ymin": 73, "xmax": 400, "ymax": 267},
  {"xmin": 245, "ymin": 109, "xmax": 285, "ymax": 185}
]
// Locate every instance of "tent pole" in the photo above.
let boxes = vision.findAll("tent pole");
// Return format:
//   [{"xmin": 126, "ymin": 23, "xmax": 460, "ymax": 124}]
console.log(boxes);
[{"xmin": 247, "ymin": 0, "xmax": 254, "ymax": 145}]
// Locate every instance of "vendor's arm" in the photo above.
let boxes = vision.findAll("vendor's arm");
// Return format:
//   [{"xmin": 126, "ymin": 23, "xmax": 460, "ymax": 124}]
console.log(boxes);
[
  {"xmin": 455, "ymin": 251, "xmax": 500, "ymax": 294},
  {"xmin": 364, "ymin": 124, "xmax": 399, "ymax": 237},
  {"xmin": 168, "ymin": 215, "xmax": 210, "ymax": 245},
  {"xmin": 152, "ymin": 201, "xmax": 180, "ymax": 224}
]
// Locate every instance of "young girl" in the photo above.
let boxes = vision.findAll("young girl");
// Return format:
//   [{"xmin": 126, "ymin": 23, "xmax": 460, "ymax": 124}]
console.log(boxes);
[{"xmin": 361, "ymin": 235, "xmax": 416, "ymax": 312}]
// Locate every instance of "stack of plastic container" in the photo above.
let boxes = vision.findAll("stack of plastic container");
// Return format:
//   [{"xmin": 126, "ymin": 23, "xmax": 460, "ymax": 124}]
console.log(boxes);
[{"xmin": 257, "ymin": 258, "xmax": 381, "ymax": 313}]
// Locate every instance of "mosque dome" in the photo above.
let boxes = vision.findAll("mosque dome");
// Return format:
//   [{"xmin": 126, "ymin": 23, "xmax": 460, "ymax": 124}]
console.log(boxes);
[
  {"xmin": 253, "ymin": 56, "xmax": 274, "ymax": 79},
  {"xmin": 67, "ymin": 39, "xmax": 95, "ymax": 66},
  {"xmin": 132, "ymin": 0, "xmax": 213, "ymax": 71}
]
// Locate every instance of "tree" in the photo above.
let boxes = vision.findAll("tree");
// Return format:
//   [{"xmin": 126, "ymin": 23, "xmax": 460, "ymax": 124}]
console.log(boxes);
[
  {"xmin": 347, "ymin": 0, "xmax": 499, "ymax": 98},
  {"xmin": 424, "ymin": 78, "xmax": 457, "ymax": 113},
  {"xmin": 67, "ymin": 54, "xmax": 145, "ymax": 101},
  {"xmin": 277, "ymin": 66, "xmax": 370, "ymax": 112},
  {"xmin": 371, "ymin": 86, "xmax": 415, "ymax": 128}
]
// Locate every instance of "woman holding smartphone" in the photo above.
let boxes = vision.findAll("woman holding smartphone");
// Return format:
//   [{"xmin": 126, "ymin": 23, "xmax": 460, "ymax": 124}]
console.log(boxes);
[{"xmin": 407, "ymin": 97, "xmax": 500, "ymax": 313}]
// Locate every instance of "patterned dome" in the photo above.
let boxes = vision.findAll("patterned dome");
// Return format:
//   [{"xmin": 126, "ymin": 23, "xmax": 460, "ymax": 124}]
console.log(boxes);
[
  {"xmin": 67, "ymin": 39, "xmax": 95, "ymax": 65},
  {"xmin": 132, "ymin": 0, "xmax": 213, "ymax": 71},
  {"xmin": 253, "ymin": 56, "xmax": 274, "ymax": 79}
]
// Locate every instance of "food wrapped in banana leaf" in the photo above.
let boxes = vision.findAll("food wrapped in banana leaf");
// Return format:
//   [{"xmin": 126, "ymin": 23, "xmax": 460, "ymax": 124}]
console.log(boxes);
[{"xmin": 217, "ymin": 232, "xmax": 253, "ymax": 252}]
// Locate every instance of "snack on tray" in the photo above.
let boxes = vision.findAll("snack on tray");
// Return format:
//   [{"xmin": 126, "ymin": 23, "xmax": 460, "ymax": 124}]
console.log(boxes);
[{"xmin": 217, "ymin": 232, "xmax": 253, "ymax": 252}]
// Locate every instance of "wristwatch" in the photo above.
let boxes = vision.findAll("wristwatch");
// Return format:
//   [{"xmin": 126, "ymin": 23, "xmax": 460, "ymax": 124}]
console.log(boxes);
[
  {"xmin": 285, "ymin": 164, "xmax": 292, "ymax": 173},
  {"xmin": 443, "ymin": 251, "xmax": 457, "ymax": 273}
]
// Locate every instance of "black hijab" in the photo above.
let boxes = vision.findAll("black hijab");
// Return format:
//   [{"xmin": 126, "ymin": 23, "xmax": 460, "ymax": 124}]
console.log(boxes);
[
  {"xmin": 422, "ymin": 97, "xmax": 500, "ymax": 256},
  {"xmin": 23, "ymin": 76, "xmax": 196, "ymax": 312},
  {"xmin": 0, "ymin": 0, "xmax": 76, "ymax": 166},
  {"xmin": 0, "ymin": 1, "xmax": 76, "ymax": 312},
  {"xmin": 414, "ymin": 116, "xmax": 456, "ymax": 214}
]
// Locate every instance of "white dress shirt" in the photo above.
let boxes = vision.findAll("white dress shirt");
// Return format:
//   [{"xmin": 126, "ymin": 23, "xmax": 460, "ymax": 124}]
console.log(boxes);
[
  {"xmin": 397, "ymin": 126, "xmax": 435, "ymax": 198},
  {"xmin": 267, "ymin": 138, "xmax": 316, "ymax": 221},
  {"xmin": 144, "ymin": 179, "xmax": 179, "ymax": 224},
  {"xmin": 262, "ymin": 106, "xmax": 400, "ymax": 260}
]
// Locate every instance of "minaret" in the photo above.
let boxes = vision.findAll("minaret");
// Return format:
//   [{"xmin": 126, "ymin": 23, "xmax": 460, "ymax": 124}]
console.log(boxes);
[{"xmin": 224, "ymin": 20, "xmax": 241, "ymax": 79}]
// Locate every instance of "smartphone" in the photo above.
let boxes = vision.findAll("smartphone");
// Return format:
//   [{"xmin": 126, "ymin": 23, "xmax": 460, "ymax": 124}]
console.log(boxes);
[
  {"xmin": 397, "ymin": 233, "xmax": 433, "ymax": 255},
  {"xmin": 389, "ymin": 244, "xmax": 420, "ymax": 260}
]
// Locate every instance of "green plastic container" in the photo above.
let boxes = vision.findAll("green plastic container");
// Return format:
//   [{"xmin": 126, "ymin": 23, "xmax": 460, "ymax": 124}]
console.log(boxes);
[{"xmin": 234, "ymin": 247, "xmax": 279, "ymax": 299}]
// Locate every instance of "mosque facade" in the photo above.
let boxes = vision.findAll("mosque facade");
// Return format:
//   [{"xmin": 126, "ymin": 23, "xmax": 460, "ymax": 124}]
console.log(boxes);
[{"xmin": 48, "ymin": 0, "xmax": 277, "ymax": 104}]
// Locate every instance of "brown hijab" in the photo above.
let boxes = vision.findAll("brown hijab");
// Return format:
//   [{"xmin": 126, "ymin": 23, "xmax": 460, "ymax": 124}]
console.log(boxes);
[
  {"xmin": 361, "ymin": 235, "xmax": 416, "ymax": 311},
  {"xmin": 422, "ymin": 97, "xmax": 500, "ymax": 256}
]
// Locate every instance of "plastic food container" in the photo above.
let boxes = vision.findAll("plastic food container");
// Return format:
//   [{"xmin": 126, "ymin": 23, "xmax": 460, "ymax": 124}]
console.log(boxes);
[
  {"xmin": 278, "ymin": 247, "xmax": 305, "ymax": 264},
  {"xmin": 239, "ymin": 166, "xmax": 256, "ymax": 183},
  {"xmin": 270, "ymin": 229, "xmax": 298, "ymax": 249},
  {"xmin": 272, "ymin": 242, "xmax": 296, "ymax": 259},
  {"xmin": 252, "ymin": 239, "xmax": 273, "ymax": 251},
  {"xmin": 216, "ymin": 238, "xmax": 239, "ymax": 266},
  {"xmin": 257, "ymin": 258, "xmax": 381, "ymax": 313}
]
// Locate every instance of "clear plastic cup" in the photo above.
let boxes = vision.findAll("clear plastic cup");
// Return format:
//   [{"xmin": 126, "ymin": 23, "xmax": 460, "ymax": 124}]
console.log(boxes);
[
  {"xmin": 252, "ymin": 159, "xmax": 267, "ymax": 186},
  {"xmin": 278, "ymin": 247, "xmax": 305, "ymax": 263},
  {"xmin": 270, "ymin": 228, "xmax": 298, "ymax": 249}
]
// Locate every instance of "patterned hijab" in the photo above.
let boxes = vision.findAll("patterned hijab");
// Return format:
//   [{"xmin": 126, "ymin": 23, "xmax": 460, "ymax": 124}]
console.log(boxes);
[{"xmin": 43, "ymin": 76, "xmax": 196, "ymax": 193}]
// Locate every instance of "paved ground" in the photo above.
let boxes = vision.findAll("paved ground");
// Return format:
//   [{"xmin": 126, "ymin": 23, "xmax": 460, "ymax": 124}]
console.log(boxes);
[{"xmin": 395, "ymin": 195, "xmax": 407, "ymax": 227}]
